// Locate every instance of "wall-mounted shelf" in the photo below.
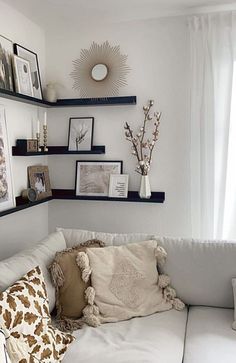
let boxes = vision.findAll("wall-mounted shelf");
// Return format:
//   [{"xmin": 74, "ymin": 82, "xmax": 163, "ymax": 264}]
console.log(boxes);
[
  {"xmin": 0, "ymin": 88, "xmax": 136, "ymax": 108},
  {"xmin": 52, "ymin": 189, "xmax": 165, "ymax": 203},
  {"xmin": 12, "ymin": 145, "xmax": 106, "ymax": 156},
  {"xmin": 0, "ymin": 196, "xmax": 53, "ymax": 218}
]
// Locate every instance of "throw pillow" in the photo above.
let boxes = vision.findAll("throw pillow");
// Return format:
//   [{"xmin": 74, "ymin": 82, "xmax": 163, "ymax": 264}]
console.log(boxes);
[
  {"xmin": 49, "ymin": 239, "xmax": 105, "ymax": 331},
  {"xmin": 0, "ymin": 266, "xmax": 74, "ymax": 363},
  {"xmin": 232, "ymin": 278, "xmax": 236, "ymax": 330},
  {"xmin": 77, "ymin": 240, "xmax": 185, "ymax": 326}
]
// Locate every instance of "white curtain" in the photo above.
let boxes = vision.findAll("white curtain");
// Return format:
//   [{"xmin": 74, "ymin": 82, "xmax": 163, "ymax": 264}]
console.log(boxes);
[{"xmin": 189, "ymin": 12, "xmax": 236, "ymax": 240}]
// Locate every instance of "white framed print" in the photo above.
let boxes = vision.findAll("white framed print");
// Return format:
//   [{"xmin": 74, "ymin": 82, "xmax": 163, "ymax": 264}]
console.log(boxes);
[
  {"xmin": 68, "ymin": 117, "xmax": 94, "ymax": 151},
  {"xmin": 12, "ymin": 55, "xmax": 34, "ymax": 96},
  {"xmin": 109, "ymin": 174, "xmax": 129, "ymax": 198},
  {"xmin": 0, "ymin": 106, "xmax": 14, "ymax": 212},
  {"xmin": 76, "ymin": 160, "xmax": 122, "ymax": 197}
]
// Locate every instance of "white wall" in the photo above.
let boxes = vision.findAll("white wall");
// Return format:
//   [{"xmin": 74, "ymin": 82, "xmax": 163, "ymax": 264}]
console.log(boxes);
[
  {"xmin": 46, "ymin": 16, "xmax": 191, "ymax": 237},
  {"xmin": 0, "ymin": 1, "xmax": 48, "ymax": 259}
]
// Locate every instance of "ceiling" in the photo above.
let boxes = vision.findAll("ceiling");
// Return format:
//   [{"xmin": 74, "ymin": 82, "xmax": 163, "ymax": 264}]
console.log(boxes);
[{"xmin": 2, "ymin": 0, "xmax": 236, "ymax": 28}]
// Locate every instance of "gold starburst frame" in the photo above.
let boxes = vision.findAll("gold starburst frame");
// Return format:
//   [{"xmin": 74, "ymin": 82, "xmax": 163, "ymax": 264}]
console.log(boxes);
[{"xmin": 70, "ymin": 41, "xmax": 130, "ymax": 98}]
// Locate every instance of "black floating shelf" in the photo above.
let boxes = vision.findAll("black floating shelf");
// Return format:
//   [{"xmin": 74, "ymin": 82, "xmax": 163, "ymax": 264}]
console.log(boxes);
[
  {"xmin": 0, "ymin": 89, "xmax": 136, "ymax": 108},
  {"xmin": 12, "ymin": 145, "xmax": 105, "ymax": 156},
  {"xmin": 0, "ymin": 196, "xmax": 52, "ymax": 218},
  {"xmin": 52, "ymin": 189, "xmax": 165, "ymax": 203}
]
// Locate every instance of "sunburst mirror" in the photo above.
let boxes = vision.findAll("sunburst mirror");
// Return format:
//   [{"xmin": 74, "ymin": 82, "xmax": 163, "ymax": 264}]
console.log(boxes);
[{"xmin": 70, "ymin": 41, "xmax": 130, "ymax": 98}]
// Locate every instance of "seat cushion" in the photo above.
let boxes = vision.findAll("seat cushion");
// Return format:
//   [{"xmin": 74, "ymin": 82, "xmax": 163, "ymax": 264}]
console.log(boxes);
[
  {"xmin": 63, "ymin": 308, "xmax": 187, "ymax": 363},
  {"xmin": 183, "ymin": 306, "xmax": 236, "ymax": 363}
]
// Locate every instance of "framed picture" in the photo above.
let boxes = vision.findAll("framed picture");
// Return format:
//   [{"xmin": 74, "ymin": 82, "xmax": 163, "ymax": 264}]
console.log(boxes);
[
  {"xmin": 28, "ymin": 165, "xmax": 52, "ymax": 200},
  {"xmin": 0, "ymin": 35, "xmax": 14, "ymax": 91},
  {"xmin": 14, "ymin": 44, "xmax": 43, "ymax": 99},
  {"xmin": 109, "ymin": 174, "xmax": 129, "ymax": 198},
  {"xmin": 0, "ymin": 106, "xmax": 14, "ymax": 212},
  {"xmin": 68, "ymin": 117, "xmax": 94, "ymax": 151},
  {"xmin": 12, "ymin": 55, "xmax": 34, "ymax": 96},
  {"xmin": 76, "ymin": 160, "xmax": 123, "ymax": 196}
]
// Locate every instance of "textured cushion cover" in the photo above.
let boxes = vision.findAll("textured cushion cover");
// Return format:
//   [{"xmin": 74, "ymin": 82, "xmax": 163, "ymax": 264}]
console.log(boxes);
[
  {"xmin": 49, "ymin": 240, "xmax": 105, "ymax": 330},
  {"xmin": 80, "ymin": 240, "xmax": 184, "ymax": 325},
  {"xmin": 0, "ymin": 266, "xmax": 74, "ymax": 363},
  {"xmin": 63, "ymin": 308, "xmax": 187, "ymax": 363},
  {"xmin": 0, "ymin": 231, "xmax": 66, "ymax": 312},
  {"xmin": 183, "ymin": 306, "xmax": 236, "ymax": 363}
]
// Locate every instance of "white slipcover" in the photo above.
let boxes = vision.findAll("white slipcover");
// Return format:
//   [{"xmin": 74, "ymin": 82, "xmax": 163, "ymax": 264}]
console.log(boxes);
[
  {"xmin": 63, "ymin": 309, "xmax": 188, "ymax": 363},
  {"xmin": 183, "ymin": 306, "xmax": 236, "ymax": 363}
]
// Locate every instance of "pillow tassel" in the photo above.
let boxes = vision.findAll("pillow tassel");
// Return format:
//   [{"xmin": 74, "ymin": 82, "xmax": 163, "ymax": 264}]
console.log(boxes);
[
  {"xmin": 76, "ymin": 252, "xmax": 92, "ymax": 283},
  {"xmin": 155, "ymin": 245, "xmax": 167, "ymax": 266},
  {"xmin": 49, "ymin": 261, "xmax": 65, "ymax": 287},
  {"xmin": 82, "ymin": 287, "xmax": 100, "ymax": 328},
  {"xmin": 3, "ymin": 331, "xmax": 28, "ymax": 363}
]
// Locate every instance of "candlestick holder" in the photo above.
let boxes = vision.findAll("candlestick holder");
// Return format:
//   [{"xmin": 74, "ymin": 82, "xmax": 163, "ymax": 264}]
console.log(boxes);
[
  {"xmin": 43, "ymin": 125, "xmax": 48, "ymax": 152},
  {"xmin": 36, "ymin": 132, "xmax": 41, "ymax": 152}
]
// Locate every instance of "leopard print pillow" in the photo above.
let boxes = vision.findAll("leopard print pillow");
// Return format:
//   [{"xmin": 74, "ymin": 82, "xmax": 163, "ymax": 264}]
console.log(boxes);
[{"xmin": 0, "ymin": 266, "xmax": 74, "ymax": 363}]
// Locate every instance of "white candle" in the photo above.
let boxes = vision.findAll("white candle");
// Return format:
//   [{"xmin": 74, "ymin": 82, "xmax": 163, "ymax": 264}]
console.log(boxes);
[
  {"xmin": 37, "ymin": 120, "xmax": 40, "ymax": 134},
  {"xmin": 44, "ymin": 111, "xmax": 47, "ymax": 126}
]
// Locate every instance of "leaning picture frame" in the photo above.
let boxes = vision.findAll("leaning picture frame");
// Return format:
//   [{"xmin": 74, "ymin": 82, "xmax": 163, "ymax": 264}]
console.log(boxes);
[
  {"xmin": 0, "ymin": 105, "xmax": 14, "ymax": 212},
  {"xmin": 75, "ymin": 160, "xmax": 123, "ymax": 197},
  {"xmin": 0, "ymin": 35, "xmax": 14, "ymax": 92},
  {"xmin": 14, "ymin": 44, "xmax": 43, "ymax": 99},
  {"xmin": 68, "ymin": 117, "xmax": 94, "ymax": 151},
  {"xmin": 28, "ymin": 165, "xmax": 52, "ymax": 200},
  {"xmin": 12, "ymin": 55, "xmax": 34, "ymax": 97}
]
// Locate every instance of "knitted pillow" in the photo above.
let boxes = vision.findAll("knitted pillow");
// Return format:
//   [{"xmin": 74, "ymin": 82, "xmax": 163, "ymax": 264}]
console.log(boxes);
[
  {"xmin": 0, "ymin": 266, "xmax": 74, "ymax": 363},
  {"xmin": 49, "ymin": 239, "xmax": 105, "ymax": 331},
  {"xmin": 77, "ymin": 240, "xmax": 185, "ymax": 326}
]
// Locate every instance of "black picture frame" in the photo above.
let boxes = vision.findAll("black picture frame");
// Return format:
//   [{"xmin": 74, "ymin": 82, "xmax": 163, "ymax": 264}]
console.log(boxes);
[
  {"xmin": 68, "ymin": 117, "xmax": 94, "ymax": 151},
  {"xmin": 14, "ymin": 43, "xmax": 43, "ymax": 100},
  {"xmin": 75, "ymin": 160, "xmax": 123, "ymax": 197}
]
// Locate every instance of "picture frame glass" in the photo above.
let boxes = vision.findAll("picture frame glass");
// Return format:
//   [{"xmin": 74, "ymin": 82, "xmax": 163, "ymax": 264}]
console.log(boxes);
[
  {"xmin": 76, "ymin": 161, "xmax": 122, "ymax": 196},
  {"xmin": 109, "ymin": 174, "xmax": 129, "ymax": 198},
  {"xmin": 28, "ymin": 166, "xmax": 52, "ymax": 200},
  {"xmin": 0, "ymin": 106, "xmax": 14, "ymax": 212},
  {"xmin": 14, "ymin": 44, "xmax": 42, "ymax": 99},
  {"xmin": 0, "ymin": 35, "xmax": 14, "ymax": 91},
  {"xmin": 13, "ymin": 55, "xmax": 33, "ymax": 96},
  {"xmin": 68, "ymin": 117, "xmax": 94, "ymax": 151}
]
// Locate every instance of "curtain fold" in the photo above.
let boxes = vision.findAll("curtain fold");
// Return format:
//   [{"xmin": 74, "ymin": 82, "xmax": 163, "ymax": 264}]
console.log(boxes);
[{"xmin": 189, "ymin": 12, "xmax": 236, "ymax": 239}]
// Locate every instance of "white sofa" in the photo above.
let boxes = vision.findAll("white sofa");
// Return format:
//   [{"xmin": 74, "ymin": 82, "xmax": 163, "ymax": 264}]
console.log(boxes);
[{"xmin": 1, "ymin": 229, "xmax": 236, "ymax": 363}]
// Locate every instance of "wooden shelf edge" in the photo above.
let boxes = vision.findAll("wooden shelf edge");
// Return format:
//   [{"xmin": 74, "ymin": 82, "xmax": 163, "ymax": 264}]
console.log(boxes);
[
  {"xmin": 12, "ymin": 145, "xmax": 106, "ymax": 156},
  {"xmin": 0, "ymin": 196, "xmax": 52, "ymax": 218}
]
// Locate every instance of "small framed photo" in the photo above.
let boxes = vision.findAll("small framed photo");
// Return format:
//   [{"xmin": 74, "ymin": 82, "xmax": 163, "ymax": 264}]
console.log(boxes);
[
  {"xmin": 28, "ymin": 165, "xmax": 52, "ymax": 200},
  {"xmin": 68, "ymin": 117, "xmax": 94, "ymax": 151},
  {"xmin": 16, "ymin": 139, "xmax": 38, "ymax": 153},
  {"xmin": 0, "ymin": 34, "xmax": 14, "ymax": 91},
  {"xmin": 14, "ymin": 44, "xmax": 43, "ymax": 99},
  {"xmin": 76, "ymin": 160, "xmax": 122, "ymax": 197},
  {"xmin": 109, "ymin": 174, "xmax": 129, "ymax": 198},
  {"xmin": 12, "ymin": 55, "xmax": 34, "ymax": 96}
]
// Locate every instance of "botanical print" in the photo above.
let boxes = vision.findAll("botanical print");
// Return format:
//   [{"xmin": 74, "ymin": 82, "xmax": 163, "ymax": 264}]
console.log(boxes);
[
  {"xmin": 76, "ymin": 161, "xmax": 122, "ymax": 196},
  {"xmin": 68, "ymin": 117, "xmax": 93, "ymax": 151},
  {"xmin": 0, "ymin": 106, "xmax": 14, "ymax": 212},
  {"xmin": 0, "ymin": 35, "xmax": 13, "ymax": 91}
]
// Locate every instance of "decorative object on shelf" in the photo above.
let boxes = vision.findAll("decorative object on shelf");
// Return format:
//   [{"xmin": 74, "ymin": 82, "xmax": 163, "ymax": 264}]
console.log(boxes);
[
  {"xmin": 0, "ymin": 106, "xmax": 14, "ymax": 212},
  {"xmin": 76, "ymin": 160, "xmax": 122, "ymax": 197},
  {"xmin": 12, "ymin": 55, "xmax": 33, "ymax": 96},
  {"xmin": 0, "ymin": 35, "xmax": 14, "ymax": 91},
  {"xmin": 70, "ymin": 41, "xmax": 130, "ymax": 98},
  {"xmin": 16, "ymin": 139, "xmax": 38, "ymax": 153},
  {"xmin": 43, "ymin": 111, "xmax": 48, "ymax": 152},
  {"xmin": 14, "ymin": 44, "xmax": 43, "ymax": 99},
  {"xmin": 44, "ymin": 82, "xmax": 58, "ymax": 102},
  {"xmin": 28, "ymin": 165, "xmax": 52, "ymax": 200},
  {"xmin": 68, "ymin": 117, "xmax": 94, "ymax": 151},
  {"xmin": 124, "ymin": 100, "xmax": 161, "ymax": 199},
  {"xmin": 109, "ymin": 174, "xmax": 129, "ymax": 198},
  {"xmin": 21, "ymin": 188, "xmax": 37, "ymax": 202}
]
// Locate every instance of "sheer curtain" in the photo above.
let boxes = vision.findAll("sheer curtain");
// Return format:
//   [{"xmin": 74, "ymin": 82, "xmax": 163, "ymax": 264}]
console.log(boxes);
[{"xmin": 189, "ymin": 12, "xmax": 236, "ymax": 239}]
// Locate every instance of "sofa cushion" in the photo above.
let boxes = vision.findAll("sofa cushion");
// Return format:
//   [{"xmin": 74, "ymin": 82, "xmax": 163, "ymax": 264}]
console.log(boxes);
[
  {"xmin": 183, "ymin": 306, "xmax": 236, "ymax": 363},
  {"xmin": 157, "ymin": 237, "xmax": 236, "ymax": 308},
  {"xmin": 63, "ymin": 308, "xmax": 187, "ymax": 363},
  {"xmin": 0, "ymin": 231, "xmax": 66, "ymax": 312}
]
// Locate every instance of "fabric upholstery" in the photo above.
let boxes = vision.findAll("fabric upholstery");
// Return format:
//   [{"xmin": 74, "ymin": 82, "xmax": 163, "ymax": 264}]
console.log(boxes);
[
  {"xmin": 0, "ymin": 266, "xmax": 74, "ymax": 363},
  {"xmin": 0, "ymin": 231, "xmax": 66, "ymax": 312},
  {"xmin": 183, "ymin": 306, "xmax": 236, "ymax": 363}
]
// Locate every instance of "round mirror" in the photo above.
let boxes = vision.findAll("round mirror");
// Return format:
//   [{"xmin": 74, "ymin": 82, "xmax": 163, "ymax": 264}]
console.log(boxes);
[{"xmin": 91, "ymin": 64, "xmax": 108, "ymax": 81}]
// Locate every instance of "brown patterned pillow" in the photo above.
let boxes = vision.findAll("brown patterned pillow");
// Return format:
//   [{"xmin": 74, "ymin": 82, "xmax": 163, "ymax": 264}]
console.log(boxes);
[
  {"xmin": 49, "ymin": 239, "xmax": 105, "ymax": 332},
  {"xmin": 0, "ymin": 266, "xmax": 74, "ymax": 363}
]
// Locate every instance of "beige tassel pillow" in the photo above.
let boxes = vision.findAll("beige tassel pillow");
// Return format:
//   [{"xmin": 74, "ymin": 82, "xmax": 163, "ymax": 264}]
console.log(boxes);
[
  {"xmin": 77, "ymin": 240, "xmax": 185, "ymax": 326},
  {"xmin": 49, "ymin": 239, "xmax": 105, "ymax": 331}
]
